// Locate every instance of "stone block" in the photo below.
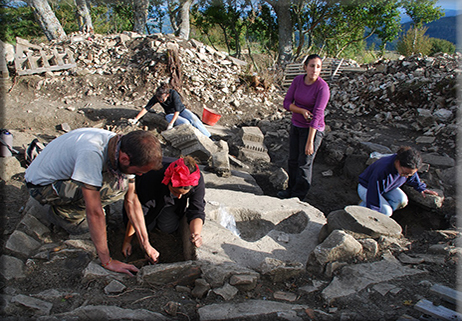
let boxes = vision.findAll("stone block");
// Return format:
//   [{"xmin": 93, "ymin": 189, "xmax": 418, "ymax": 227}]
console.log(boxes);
[
  {"xmin": 20, "ymin": 214, "xmax": 50, "ymax": 240},
  {"xmin": 104, "ymin": 280, "xmax": 126, "ymax": 294},
  {"xmin": 402, "ymin": 186, "xmax": 445, "ymax": 210},
  {"xmin": 192, "ymin": 278, "xmax": 211, "ymax": 298},
  {"xmin": 326, "ymin": 205, "xmax": 403, "ymax": 238},
  {"xmin": 232, "ymin": 126, "xmax": 270, "ymax": 162},
  {"xmin": 201, "ymin": 261, "xmax": 260, "ymax": 288},
  {"xmin": 161, "ymin": 124, "xmax": 217, "ymax": 162},
  {"xmin": 306, "ymin": 230, "xmax": 362, "ymax": 274},
  {"xmin": 10, "ymin": 294, "xmax": 52, "ymax": 316},
  {"xmin": 213, "ymin": 283, "xmax": 238, "ymax": 300},
  {"xmin": 5, "ymin": 230, "xmax": 41, "ymax": 257},
  {"xmin": 259, "ymin": 257, "xmax": 304, "ymax": 283},
  {"xmin": 0, "ymin": 255, "xmax": 26, "ymax": 280},
  {"xmin": 82, "ymin": 261, "xmax": 124, "ymax": 283},
  {"xmin": 229, "ymin": 274, "xmax": 258, "ymax": 291},
  {"xmin": 137, "ymin": 261, "xmax": 201, "ymax": 286}
]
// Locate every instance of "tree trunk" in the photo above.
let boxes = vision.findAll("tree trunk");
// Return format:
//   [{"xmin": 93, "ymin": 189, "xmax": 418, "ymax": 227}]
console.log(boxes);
[
  {"xmin": 177, "ymin": 0, "xmax": 192, "ymax": 40},
  {"xmin": 133, "ymin": 0, "xmax": 149, "ymax": 34},
  {"xmin": 26, "ymin": 0, "xmax": 67, "ymax": 41},
  {"xmin": 75, "ymin": 0, "xmax": 94, "ymax": 33},
  {"xmin": 266, "ymin": 0, "xmax": 293, "ymax": 66}
]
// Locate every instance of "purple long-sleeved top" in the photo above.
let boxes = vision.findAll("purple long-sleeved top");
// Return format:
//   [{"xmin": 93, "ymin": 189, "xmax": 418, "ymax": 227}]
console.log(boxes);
[
  {"xmin": 358, "ymin": 154, "xmax": 427, "ymax": 212},
  {"xmin": 283, "ymin": 74, "xmax": 330, "ymax": 131}
]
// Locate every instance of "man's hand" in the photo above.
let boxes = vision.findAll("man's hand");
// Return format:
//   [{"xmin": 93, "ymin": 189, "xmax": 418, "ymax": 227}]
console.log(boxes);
[
  {"xmin": 103, "ymin": 258, "xmax": 139, "ymax": 276},
  {"xmin": 144, "ymin": 245, "xmax": 160, "ymax": 264},
  {"xmin": 128, "ymin": 118, "xmax": 138, "ymax": 125},
  {"xmin": 166, "ymin": 123, "xmax": 174, "ymax": 130}
]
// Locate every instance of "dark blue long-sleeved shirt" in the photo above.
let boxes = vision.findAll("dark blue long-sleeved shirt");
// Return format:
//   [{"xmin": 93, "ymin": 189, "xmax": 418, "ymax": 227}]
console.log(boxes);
[
  {"xmin": 358, "ymin": 154, "xmax": 427, "ymax": 212},
  {"xmin": 144, "ymin": 89, "xmax": 185, "ymax": 115}
]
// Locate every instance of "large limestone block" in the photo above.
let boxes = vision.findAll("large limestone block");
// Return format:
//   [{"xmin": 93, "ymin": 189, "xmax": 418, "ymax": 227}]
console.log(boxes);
[
  {"xmin": 326, "ymin": 205, "xmax": 402, "ymax": 238},
  {"xmin": 43, "ymin": 305, "xmax": 169, "ymax": 320},
  {"xmin": 198, "ymin": 189, "xmax": 326, "ymax": 270},
  {"xmin": 161, "ymin": 124, "xmax": 217, "ymax": 162},
  {"xmin": 0, "ymin": 255, "xmax": 26, "ymax": 280},
  {"xmin": 321, "ymin": 255, "xmax": 426, "ymax": 303},
  {"xmin": 198, "ymin": 300, "xmax": 308, "ymax": 321},
  {"xmin": 402, "ymin": 186, "xmax": 445, "ymax": 210}
]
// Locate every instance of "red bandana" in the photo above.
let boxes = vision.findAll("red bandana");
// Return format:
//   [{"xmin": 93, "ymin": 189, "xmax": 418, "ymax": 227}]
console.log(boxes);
[{"xmin": 162, "ymin": 158, "xmax": 200, "ymax": 187}]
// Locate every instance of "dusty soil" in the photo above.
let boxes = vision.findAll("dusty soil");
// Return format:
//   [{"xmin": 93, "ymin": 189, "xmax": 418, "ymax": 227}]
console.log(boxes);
[{"xmin": 0, "ymin": 66, "xmax": 458, "ymax": 321}]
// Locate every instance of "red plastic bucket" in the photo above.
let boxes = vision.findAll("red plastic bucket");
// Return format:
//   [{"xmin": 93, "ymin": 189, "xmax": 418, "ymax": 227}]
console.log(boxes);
[{"xmin": 202, "ymin": 107, "xmax": 221, "ymax": 126}]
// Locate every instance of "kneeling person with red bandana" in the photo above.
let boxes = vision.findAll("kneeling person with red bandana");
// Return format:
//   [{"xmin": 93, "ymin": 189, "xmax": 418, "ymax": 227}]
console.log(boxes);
[{"xmin": 122, "ymin": 156, "xmax": 205, "ymax": 263}]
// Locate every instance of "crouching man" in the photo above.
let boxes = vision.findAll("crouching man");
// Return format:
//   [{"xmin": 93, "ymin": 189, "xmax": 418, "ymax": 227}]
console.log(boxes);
[{"xmin": 25, "ymin": 128, "xmax": 163, "ymax": 276}]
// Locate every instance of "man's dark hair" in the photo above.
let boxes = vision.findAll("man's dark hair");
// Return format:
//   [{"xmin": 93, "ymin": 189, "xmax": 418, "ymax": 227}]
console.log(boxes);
[
  {"xmin": 304, "ymin": 54, "xmax": 322, "ymax": 66},
  {"xmin": 120, "ymin": 130, "xmax": 162, "ymax": 169},
  {"xmin": 396, "ymin": 146, "xmax": 422, "ymax": 169},
  {"xmin": 155, "ymin": 83, "xmax": 170, "ymax": 97}
]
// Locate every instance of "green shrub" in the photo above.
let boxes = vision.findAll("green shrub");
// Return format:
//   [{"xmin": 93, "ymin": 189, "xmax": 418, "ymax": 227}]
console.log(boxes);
[
  {"xmin": 396, "ymin": 27, "xmax": 432, "ymax": 56},
  {"xmin": 429, "ymin": 38, "xmax": 456, "ymax": 56}
]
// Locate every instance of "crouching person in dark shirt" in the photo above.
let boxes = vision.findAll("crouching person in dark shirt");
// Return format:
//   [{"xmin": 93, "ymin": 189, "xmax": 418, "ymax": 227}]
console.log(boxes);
[
  {"xmin": 122, "ymin": 156, "xmax": 205, "ymax": 262},
  {"xmin": 358, "ymin": 146, "xmax": 438, "ymax": 217}
]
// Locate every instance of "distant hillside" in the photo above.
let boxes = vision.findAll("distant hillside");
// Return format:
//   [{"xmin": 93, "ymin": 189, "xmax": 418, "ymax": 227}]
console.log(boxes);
[
  {"xmin": 402, "ymin": 15, "xmax": 457, "ymax": 44},
  {"xmin": 367, "ymin": 14, "xmax": 458, "ymax": 50}
]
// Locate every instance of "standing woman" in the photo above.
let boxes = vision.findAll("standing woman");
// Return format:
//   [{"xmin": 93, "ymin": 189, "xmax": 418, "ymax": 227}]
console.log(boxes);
[{"xmin": 278, "ymin": 54, "xmax": 330, "ymax": 201}]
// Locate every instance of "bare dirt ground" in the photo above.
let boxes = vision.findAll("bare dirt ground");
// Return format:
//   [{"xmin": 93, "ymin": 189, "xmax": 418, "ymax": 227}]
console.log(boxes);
[{"xmin": 0, "ymin": 63, "xmax": 459, "ymax": 320}]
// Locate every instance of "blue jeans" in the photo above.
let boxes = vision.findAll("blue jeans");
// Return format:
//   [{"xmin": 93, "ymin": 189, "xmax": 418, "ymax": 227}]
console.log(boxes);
[
  {"xmin": 166, "ymin": 109, "xmax": 211, "ymax": 137},
  {"xmin": 357, "ymin": 184, "xmax": 408, "ymax": 216}
]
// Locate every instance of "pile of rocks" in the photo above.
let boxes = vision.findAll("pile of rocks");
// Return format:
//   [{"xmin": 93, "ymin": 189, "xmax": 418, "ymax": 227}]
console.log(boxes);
[{"xmin": 327, "ymin": 53, "xmax": 459, "ymax": 152}]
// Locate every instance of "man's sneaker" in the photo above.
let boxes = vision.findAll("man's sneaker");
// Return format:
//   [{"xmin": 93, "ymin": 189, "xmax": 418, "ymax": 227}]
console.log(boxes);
[{"xmin": 277, "ymin": 190, "xmax": 291, "ymax": 199}]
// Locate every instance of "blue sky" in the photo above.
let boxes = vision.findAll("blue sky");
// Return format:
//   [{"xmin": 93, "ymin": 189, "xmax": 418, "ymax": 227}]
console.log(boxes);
[{"xmin": 437, "ymin": 0, "xmax": 460, "ymax": 11}]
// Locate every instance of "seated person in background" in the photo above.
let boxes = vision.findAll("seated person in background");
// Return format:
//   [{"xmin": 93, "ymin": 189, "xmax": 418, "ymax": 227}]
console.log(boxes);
[
  {"xmin": 129, "ymin": 83, "xmax": 211, "ymax": 137},
  {"xmin": 122, "ymin": 156, "xmax": 205, "ymax": 262},
  {"xmin": 25, "ymin": 128, "xmax": 163, "ymax": 276},
  {"xmin": 358, "ymin": 146, "xmax": 438, "ymax": 216}
]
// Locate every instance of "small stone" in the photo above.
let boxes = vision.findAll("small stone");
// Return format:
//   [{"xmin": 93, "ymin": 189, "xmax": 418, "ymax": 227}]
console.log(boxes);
[
  {"xmin": 273, "ymin": 291, "xmax": 298, "ymax": 302},
  {"xmin": 104, "ymin": 280, "xmax": 126, "ymax": 294}
]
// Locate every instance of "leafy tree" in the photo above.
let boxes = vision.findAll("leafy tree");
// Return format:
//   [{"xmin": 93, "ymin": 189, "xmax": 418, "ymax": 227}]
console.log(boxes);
[
  {"xmin": 0, "ymin": 0, "xmax": 43, "ymax": 42},
  {"xmin": 264, "ymin": 0, "xmax": 292, "ymax": 65},
  {"xmin": 147, "ymin": 0, "xmax": 168, "ymax": 33},
  {"xmin": 400, "ymin": 0, "xmax": 443, "ymax": 27},
  {"xmin": 192, "ymin": 0, "xmax": 246, "ymax": 57},
  {"xmin": 133, "ymin": 0, "xmax": 149, "ymax": 34},
  {"xmin": 49, "ymin": 0, "xmax": 80, "ymax": 34},
  {"xmin": 75, "ymin": 0, "xmax": 93, "ymax": 33},
  {"xmin": 167, "ymin": 0, "xmax": 193, "ymax": 39},
  {"xmin": 396, "ymin": 26, "xmax": 431, "ymax": 56},
  {"xmin": 428, "ymin": 37, "xmax": 455, "ymax": 55},
  {"xmin": 265, "ymin": 0, "xmax": 443, "ymax": 64},
  {"xmin": 25, "ymin": 0, "xmax": 67, "ymax": 40},
  {"xmin": 245, "ymin": 2, "xmax": 278, "ymax": 57},
  {"xmin": 399, "ymin": 0, "xmax": 443, "ymax": 57}
]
